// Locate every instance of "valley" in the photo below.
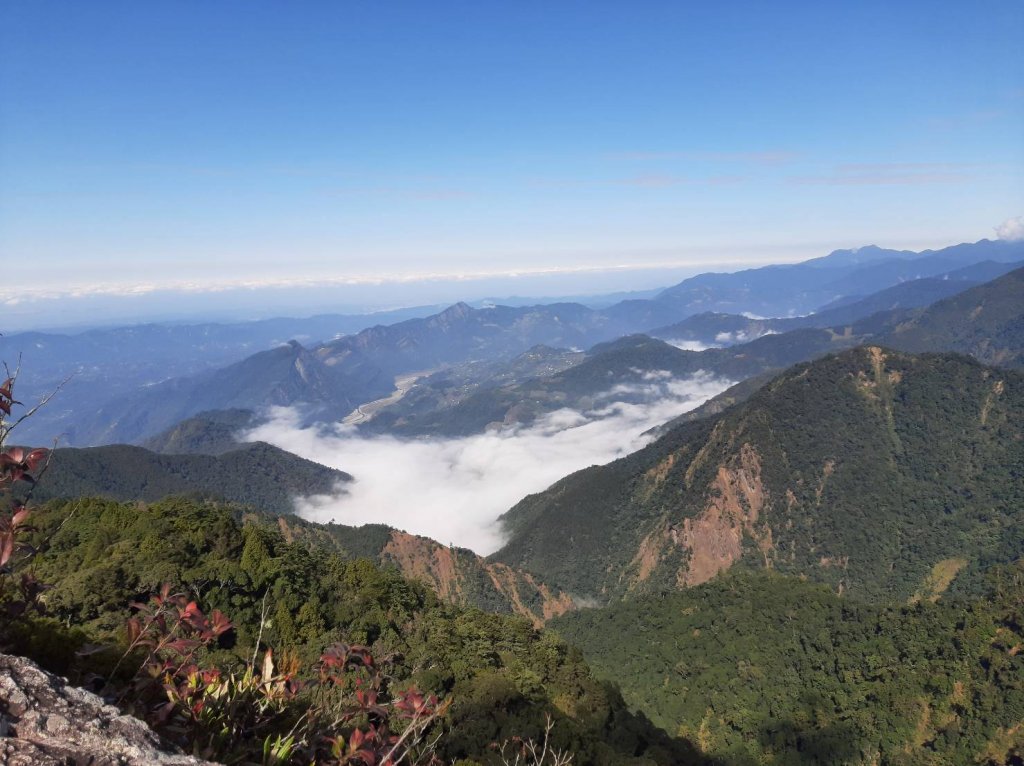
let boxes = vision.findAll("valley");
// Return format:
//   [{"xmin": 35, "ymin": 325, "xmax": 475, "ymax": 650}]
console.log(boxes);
[
  {"xmin": 341, "ymin": 369, "xmax": 435, "ymax": 425},
  {"xmin": 6, "ymin": 9, "xmax": 1024, "ymax": 764},
  {"xmin": 4, "ymin": 241, "xmax": 1024, "ymax": 766}
]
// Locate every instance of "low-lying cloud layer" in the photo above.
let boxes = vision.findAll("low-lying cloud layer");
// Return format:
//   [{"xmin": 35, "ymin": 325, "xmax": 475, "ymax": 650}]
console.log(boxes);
[
  {"xmin": 245, "ymin": 373, "xmax": 732, "ymax": 555},
  {"xmin": 663, "ymin": 339, "xmax": 712, "ymax": 351}
]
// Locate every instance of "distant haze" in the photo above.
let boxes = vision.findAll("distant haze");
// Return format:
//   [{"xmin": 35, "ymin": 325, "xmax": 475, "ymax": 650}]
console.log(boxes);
[
  {"xmin": 1, "ymin": 263, "xmax": 724, "ymax": 332},
  {"xmin": 245, "ymin": 373, "xmax": 732, "ymax": 554}
]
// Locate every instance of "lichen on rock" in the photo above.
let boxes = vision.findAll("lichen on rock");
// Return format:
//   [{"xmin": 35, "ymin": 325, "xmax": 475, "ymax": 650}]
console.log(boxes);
[{"xmin": 0, "ymin": 653, "xmax": 213, "ymax": 766}]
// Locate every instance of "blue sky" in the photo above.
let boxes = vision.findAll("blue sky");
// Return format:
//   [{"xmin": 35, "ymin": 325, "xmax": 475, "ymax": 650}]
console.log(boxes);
[{"xmin": 2, "ymin": 1, "xmax": 1022, "ymax": 304}]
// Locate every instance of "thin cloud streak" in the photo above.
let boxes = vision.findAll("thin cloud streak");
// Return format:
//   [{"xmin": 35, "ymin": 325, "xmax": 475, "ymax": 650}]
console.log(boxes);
[
  {"xmin": 791, "ymin": 162, "xmax": 982, "ymax": 186},
  {"xmin": 0, "ymin": 258, "xmax": 785, "ymax": 304},
  {"xmin": 245, "ymin": 373, "xmax": 733, "ymax": 555},
  {"xmin": 608, "ymin": 150, "xmax": 798, "ymax": 164}
]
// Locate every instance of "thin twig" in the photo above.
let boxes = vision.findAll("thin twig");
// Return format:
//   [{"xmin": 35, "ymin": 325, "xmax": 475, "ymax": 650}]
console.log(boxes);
[
  {"xmin": 4, "ymin": 373, "xmax": 74, "ymax": 438},
  {"xmin": 251, "ymin": 590, "xmax": 270, "ymax": 670}
]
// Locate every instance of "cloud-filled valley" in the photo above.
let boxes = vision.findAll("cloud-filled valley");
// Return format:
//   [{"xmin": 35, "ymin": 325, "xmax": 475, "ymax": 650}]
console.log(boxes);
[{"xmin": 245, "ymin": 372, "xmax": 732, "ymax": 555}]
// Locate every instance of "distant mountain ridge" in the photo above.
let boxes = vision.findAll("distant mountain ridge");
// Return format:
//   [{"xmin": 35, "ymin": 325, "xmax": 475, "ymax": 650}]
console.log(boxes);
[
  {"xmin": 33, "ymin": 442, "xmax": 350, "ymax": 516},
  {"xmin": 142, "ymin": 409, "xmax": 259, "ymax": 455},
  {"xmin": 117, "ymin": 263, "xmax": 1024, "ymax": 449},
  {"xmin": 18, "ymin": 237, "xmax": 1022, "ymax": 446},
  {"xmin": 363, "ymin": 330, "xmax": 860, "ymax": 437},
  {"xmin": 650, "ymin": 238, "xmax": 1023, "ymax": 316},
  {"xmin": 651, "ymin": 258, "xmax": 1024, "ymax": 346},
  {"xmin": 364, "ymin": 266, "xmax": 1024, "ymax": 437},
  {"xmin": 875, "ymin": 265, "xmax": 1024, "ymax": 367}
]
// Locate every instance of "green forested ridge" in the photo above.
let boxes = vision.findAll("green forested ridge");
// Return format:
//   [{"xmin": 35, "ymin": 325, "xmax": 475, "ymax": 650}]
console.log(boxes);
[
  {"xmin": 492, "ymin": 348, "xmax": 1024, "ymax": 603},
  {"xmin": 26, "ymin": 436, "xmax": 576, "ymax": 622},
  {"xmin": 141, "ymin": 408, "xmax": 259, "ymax": 455},
  {"xmin": 643, "ymin": 373, "xmax": 777, "ymax": 438},
  {"xmin": 552, "ymin": 569, "xmax": 1024, "ymax": 765},
  {"xmin": 13, "ymin": 497, "xmax": 700, "ymax": 765},
  {"xmin": 273, "ymin": 515, "xmax": 577, "ymax": 625},
  {"xmin": 32, "ymin": 442, "xmax": 351, "ymax": 516},
  {"xmin": 877, "ymin": 266, "xmax": 1024, "ymax": 368}
]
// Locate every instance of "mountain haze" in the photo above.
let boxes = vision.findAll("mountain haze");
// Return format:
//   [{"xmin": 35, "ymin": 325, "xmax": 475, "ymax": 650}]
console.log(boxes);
[{"xmin": 38, "ymin": 239, "xmax": 1024, "ymax": 446}]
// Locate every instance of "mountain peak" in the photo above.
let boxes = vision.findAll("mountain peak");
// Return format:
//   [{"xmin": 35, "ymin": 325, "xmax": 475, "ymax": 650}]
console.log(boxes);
[
  {"xmin": 440, "ymin": 301, "xmax": 472, "ymax": 316},
  {"xmin": 432, "ymin": 302, "xmax": 475, "ymax": 325}
]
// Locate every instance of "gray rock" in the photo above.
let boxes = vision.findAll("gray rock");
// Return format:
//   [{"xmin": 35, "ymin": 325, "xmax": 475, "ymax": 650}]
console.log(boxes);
[{"xmin": 0, "ymin": 653, "xmax": 215, "ymax": 765}]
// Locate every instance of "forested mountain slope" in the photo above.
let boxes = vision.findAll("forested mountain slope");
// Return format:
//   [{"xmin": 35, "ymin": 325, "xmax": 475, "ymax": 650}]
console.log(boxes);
[
  {"xmin": 141, "ymin": 409, "xmax": 260, "ymax": 455},
  {"xmin": 553, "ymin": 568, "xmax": 1024, "ymax": 765},
  {"xmin": 877, "ymin": 265, "xmax": 1024, "ymax": 367},
  {"xmin": 29, "ymin": 446, "xmax": 575, "ymax": 625},
  {"xmin": 33, "ymin": 442, "xmax": 350, "ymax": 516},
  {"xmin": 492, "ymin": 348, "xmax": 1024, "ymax": 603},
  {"xmin": 16, "ymin": 497, "xmax": 703, "ymax": 766}
]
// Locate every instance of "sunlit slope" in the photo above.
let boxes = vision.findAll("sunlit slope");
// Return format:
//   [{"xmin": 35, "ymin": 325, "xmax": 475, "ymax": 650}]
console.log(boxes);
[
  {"xmin": 553, "ymin": 568, "xmax": 1024, "ymax": 765},
  {"xmin": 492, "ymin": 347, "xmax": 1024, "ymax": 603},
  {"xmin": 877, "ymin": 265, "xmax": 1024, "ymax": 367}
]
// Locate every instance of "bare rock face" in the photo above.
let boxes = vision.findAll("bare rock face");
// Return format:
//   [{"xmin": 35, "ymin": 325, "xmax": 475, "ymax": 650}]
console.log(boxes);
[{"xmin": 0, "ymin": 653, "xmax": 214, "ymax": 765}]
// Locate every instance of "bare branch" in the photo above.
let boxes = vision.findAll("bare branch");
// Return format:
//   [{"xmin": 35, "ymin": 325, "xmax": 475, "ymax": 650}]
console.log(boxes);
[{"xmin": 3, "ymin": 372, "xmax": 74, "ymax": 440}]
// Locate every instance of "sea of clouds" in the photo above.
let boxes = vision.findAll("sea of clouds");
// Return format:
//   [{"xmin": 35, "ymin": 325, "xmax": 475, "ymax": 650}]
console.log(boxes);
[{"xmin": 245, "ymin": 372, "xmax": 732, "ymax": 555}]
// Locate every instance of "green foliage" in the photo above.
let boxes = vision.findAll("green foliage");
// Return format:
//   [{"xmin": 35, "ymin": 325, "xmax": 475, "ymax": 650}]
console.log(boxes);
[
  {"xmin": 553, "ymin": 568, "xmax": 1024, "ymax": 765},
  {"xmin": 21, "ymin": 496, "xmax": 702, "ymax": 765},
  {"xmin": 141, "ymin": 408, "xmax": 259, "ymax": 455},
  {"xmin": 877, "ymin": 266, "xmax": 1024, "ymax": 368},
  {"xmin": 493, "ymin": 348, "xmax": 1024, "ymax": 603},
  {"xmin": 32, "ymin": 442, "xmax": 350, "ymax": 516}
]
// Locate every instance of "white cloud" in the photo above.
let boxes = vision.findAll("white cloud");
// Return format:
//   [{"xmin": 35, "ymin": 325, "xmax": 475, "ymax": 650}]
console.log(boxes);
[
  {"xmin": 245, "ymin": 373, "xmax": 732, "ymax": 555},
  {"xmin": 714, "ymin": 327, "xmax": 778, "ymax": 345},
  {"xmin": 995, "ymin": 215, "xmax": 1024, "ymax": 241},
  {"xmin": 663, "ymin": 339, "xmax": 711, "ymax": 351}
]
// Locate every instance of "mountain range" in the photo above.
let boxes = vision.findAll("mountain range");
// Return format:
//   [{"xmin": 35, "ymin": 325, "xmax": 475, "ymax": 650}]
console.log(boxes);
[
  {"xmin": 360, "ymin": 266, "xmax": 1024, "ymax": 439},
  {"xmin": 9, "ymin": 237, "xmax": 1022, "ymax": 447},
  {"xmin": 7, "ymin": 237, "xmax": 1024, "ymax": 765}
]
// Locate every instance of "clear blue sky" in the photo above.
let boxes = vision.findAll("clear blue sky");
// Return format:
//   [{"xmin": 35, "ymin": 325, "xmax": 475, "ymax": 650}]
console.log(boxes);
[{"xmin": 2, "ymin": 1, "xmax": 1022, "ymax": 301}]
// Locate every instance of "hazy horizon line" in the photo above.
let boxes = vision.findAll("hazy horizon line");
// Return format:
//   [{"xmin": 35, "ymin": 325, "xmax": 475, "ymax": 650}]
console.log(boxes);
[{"xmin": 3, "ymin": 233, "xmax": 994, "ymax": 304}]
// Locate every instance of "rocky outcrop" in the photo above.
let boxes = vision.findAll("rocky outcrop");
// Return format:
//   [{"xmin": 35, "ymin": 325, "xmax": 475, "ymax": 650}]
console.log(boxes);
[
  {"xmin": 381, "ymin": 530, "xmax": 575, "ymax": 626},
  {"xmin": 678, "ymin": 443, "xmax": 771, "ymax": 586},
  {"xmin": 0, "ymin": 653, "xmax": 213, "ymax": 766}
]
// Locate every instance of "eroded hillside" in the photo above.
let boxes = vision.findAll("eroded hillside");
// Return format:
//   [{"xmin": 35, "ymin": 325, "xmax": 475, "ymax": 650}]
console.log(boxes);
[{"xmin": 493, "ymin": 347, "xmax": 1024, "ymax": 603}]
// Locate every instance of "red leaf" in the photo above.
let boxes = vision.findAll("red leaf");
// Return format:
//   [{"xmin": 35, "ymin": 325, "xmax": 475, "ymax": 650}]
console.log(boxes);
[{"xmin": 25, "ymin": 449, "xmax": 48, "ymax": 472}]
